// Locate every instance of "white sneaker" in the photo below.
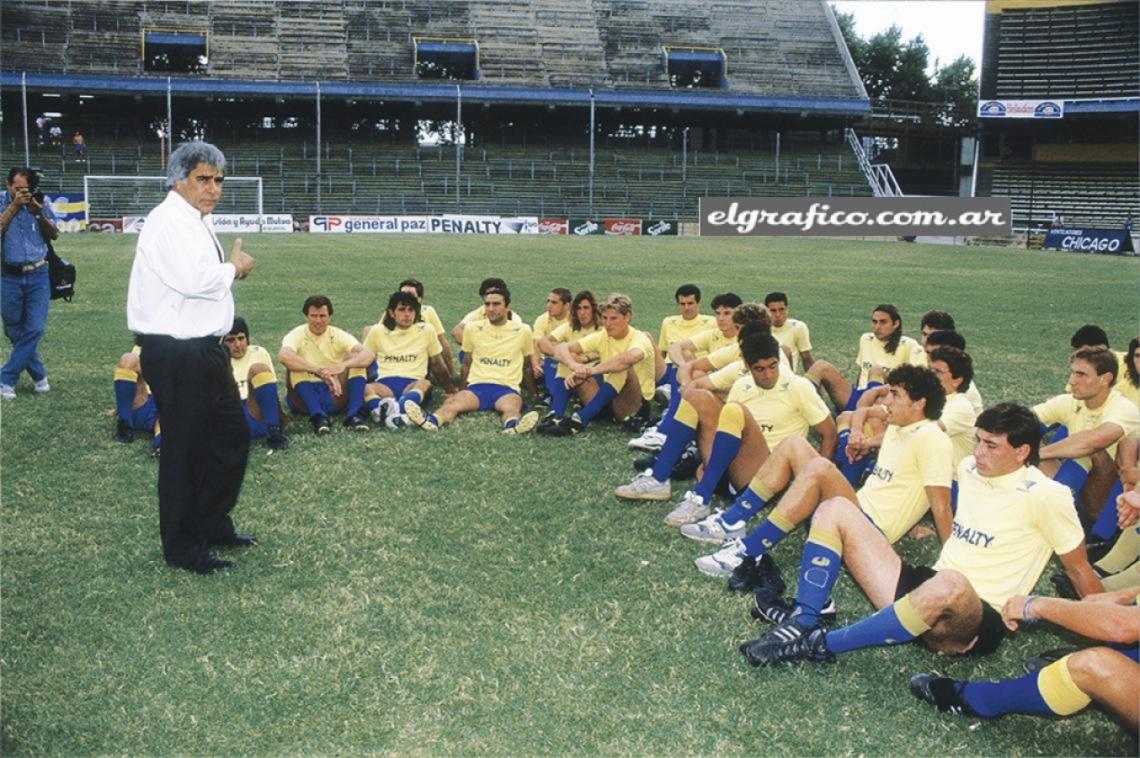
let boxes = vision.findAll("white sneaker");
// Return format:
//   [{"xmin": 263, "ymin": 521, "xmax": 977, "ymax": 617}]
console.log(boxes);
[
  {"xmin": 504, "ymin": 410, "xmax": 539, "ymax": 435},
  {"xmin": 370, "ymin": 396, "xmax": 400, "ymax": 427},
  {"xmin": 33, "ymin": 378, "xmax": 50, "ymax": 394},
  {"xmin": 680, "ymin": 510, "xmax": 747, "ymax": 543},
  {"xmin": 694, "ymin": 538, "xmax": 747, "ymax": 577},
  {"xmin": 614, "ymin": 472, "xmax": 671, "ymax": 501},
  {"xmin": 628, "ymin": 425, "xmax": 667, "ymax": 452},
  {"xmin": 663, "ymin": 491, "xmax": 711, "ymax": 527},
  {"xmin": 0, "ymin": 384, "xmax": 14, "ymax": 400}
]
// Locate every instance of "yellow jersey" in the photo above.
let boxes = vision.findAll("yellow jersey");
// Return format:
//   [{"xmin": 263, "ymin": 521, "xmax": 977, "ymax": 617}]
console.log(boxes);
[
  {"xmin": 281, "ymin": 324, "xmax": 361, "ymax": 367},
  {"xmin": 1033, "ymin": 389, "xmax": 1140, "ymax": 466},
  {"xmin": 935, "ymin": 457, "xmax": 1084, "ymax": 610},
  {"xmin": 854, "ymin": 333, "xmax": 926, "ymax": 388},
  {"xmin": 771, "ymin": 318, "xmax": 812, "ymax": 372},
  {"xmin": 857, "ymin": 419, "xmax": 952, "ymax": 543},
  {"xmin": 462, "ymin": 318, "xmax": 533, "ymax": 390},
  {"xmin": 533, "ymin": 311, "xmax": 570, "ymax": 340},
  {"xmin": 941, "ymin": 392, "xmax": 979, "ymax": 478},
  {"xmin": 688, "ymin": 327, "xmax": 737, "ymax": 359},
  {"xmin": 726, "ymin": 371, "xmax": 831, "ymax": 448},
  {"xmin": 659, "ymin": 314, "xmax": 716, "ymax": 362},
  {"xmin": 362, "ymin": 321, "xmax": 442, "ymax": 380},
  {"xmin": 420, "ymin": 304, "xmax": 446, "ymax": 338},
  {"xmin": 230, "ymin": 344, "xmax": 275, "ymax": 400},
  {"xmin": 549, "ymin": 321, "xmax": 602, "ymax": 379},
  {"xmin": 576, "ymin": 328, "xmax": 658, "ymax": 401}
]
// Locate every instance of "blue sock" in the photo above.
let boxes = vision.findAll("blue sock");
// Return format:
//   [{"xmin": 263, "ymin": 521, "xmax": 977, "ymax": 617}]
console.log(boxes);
[
  {"xmin": 1090, "ymin": 479, "xmax": 1124, "ymax": 541},
  {"xmin": 576, "ymin": 382, "xmax": 618, "ymax": 427},
  {"xmin": 825, "ymin": 594, "xmax": 930, "ymax": 654},
  {"xmin": 398, "ymin": 389, "xmax": 423, "ymax": 415},
  {"xmin": 722, "ymin": 487, "xmax": 769, "ymax": 524},
  {"xmin": 692, "ymin": 431, "xmax": 741, "ymax": 502},
  {"xmin": 366, "ymin": 396, "xmax": 381, "ymax": 412},
  {"xmin": 252, "ymin": 381, "xmax": 281, "ymax": 427},
  {"xmin": 960, "ymin": 672, "xmax": 1052, "ymax": 718},
  {"xmin": 504, "ymin": 417, "xmax": 518, "ymax": 431},
  {"xmin": 549, "ymin": 378, "xmax": 570, "ymax": 416},
  {"xmin": 650, "ymin": 421, "xmax": 696, "ymax": 481},
  {"xmin": 792, "ymin": 529, "xmax": 843, "ymax": 625},
  {"xmin": 346, "ymin": 375, "xmax": 366, "ymax": 416},
  {"xmin": 740, "ymin": 512, "xmax": 792, "ymax": 557},
  {"xmin": 113, "ymin": 378, "xmax": 137, "ymax": 421},
  {"xmin": 294, "ymin": 382, "xmax": 325, "ymax": 418}
]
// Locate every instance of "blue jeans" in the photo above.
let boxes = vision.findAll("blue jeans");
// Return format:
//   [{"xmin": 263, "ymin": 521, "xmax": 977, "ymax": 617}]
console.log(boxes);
[{"xmin": 2, "ymin": 267, "xmax": 50, "ymax": 386}]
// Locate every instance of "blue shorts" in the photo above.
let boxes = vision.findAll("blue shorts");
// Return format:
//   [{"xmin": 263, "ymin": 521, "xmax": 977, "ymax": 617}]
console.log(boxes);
[
  {"xmin": 287, "ymin": 381, "xmax": 337, "ymax": 416},
  {"xmin": 377, "ymin": 375, "xmax": 417, "ymax": 398},
  {"xmin": 243, "ymin": 399, "xmax": 268, "ymax": 438},
  {"xmin": 467, "ymin": 382, "xmax": 518, "ymax": 411},
  {"xmin": 1053, "ymin": 459, "xmax": 1089, "ymax": 501},
  {"xmin": 842, "ymin": 382, "xmax": 882, "ymax": 413},
  {"xmin": 131, "ymin": 396, "xmax": 158, "ymax": 432}
]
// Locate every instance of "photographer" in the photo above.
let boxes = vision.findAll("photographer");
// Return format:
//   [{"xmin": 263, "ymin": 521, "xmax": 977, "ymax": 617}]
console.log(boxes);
[{"xmin": 1, "ymin": 167, "xmax": 58, "ymax": 400}]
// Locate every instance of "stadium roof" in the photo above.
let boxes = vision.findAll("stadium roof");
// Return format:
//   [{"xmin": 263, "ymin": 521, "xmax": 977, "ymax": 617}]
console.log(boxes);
[{"xmin": 0, "ymin": 71, "xmax": 872, "ymax": 116}]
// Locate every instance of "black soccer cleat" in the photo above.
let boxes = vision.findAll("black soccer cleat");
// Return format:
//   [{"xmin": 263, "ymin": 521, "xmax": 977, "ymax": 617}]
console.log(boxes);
[
  {"xmin": 115, "ymin": 418, "xmax": 134, "ymax": 444},
  {"xmin": 632, "ymin": 454, "xmax": 658, "ymax": 471},
  {"xmin": 266, "ymin": 425, "xmax": 288, "ymax": 450},
  {"xmin": 728, "ymin": 552, "xmax": 784, "ymax": 595},
  {"xmin": 752, "ymin": 596, "xmax": 837, "ymax": 626},
  {"xmin": 538, "ymin": 414, "xmax": 582, "ymax": 437},
  {"xmin": 311, "ymin": 414, "xmax": 332, "ymax": 435},
  {"xmin": 908, "ymin": 674, "xmax": 978, "ymax": 716},
  {"xmin": 1022, "ymin": 646, "xmax": 1080, "ymax": 674},
  {"xmin": 740, "ymin": 619, "xmax": 833, "ymax": 667},
  {"xmin": 670, "ymin": 443, "xmax": 700, "ymax": 480},
  {"xmin": 344, "ymin": 413, "xmax": 370, "ymax": 432}
]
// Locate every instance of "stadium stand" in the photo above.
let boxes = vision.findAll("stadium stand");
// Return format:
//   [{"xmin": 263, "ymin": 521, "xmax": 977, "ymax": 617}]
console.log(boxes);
[{"xmin": 974, "ymin": 0, "xmax": 1139, "ymax": 235}]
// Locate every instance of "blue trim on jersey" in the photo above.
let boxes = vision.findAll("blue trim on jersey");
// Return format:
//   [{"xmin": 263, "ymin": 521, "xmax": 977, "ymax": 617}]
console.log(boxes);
[{"xmin": 467, "ymin": 382, "xmax": 518, "ymax": 411}]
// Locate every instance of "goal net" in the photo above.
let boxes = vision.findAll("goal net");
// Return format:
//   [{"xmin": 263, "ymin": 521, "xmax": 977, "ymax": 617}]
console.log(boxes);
[{"xmin": 84, "ymin": 175, "xmax": 264, "ymax": 227}]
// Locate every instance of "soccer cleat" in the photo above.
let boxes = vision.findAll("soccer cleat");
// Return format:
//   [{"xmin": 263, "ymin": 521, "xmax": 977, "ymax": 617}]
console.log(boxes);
[
  {"xmin": 0, "ymin": 384, "xmax": 14, "ymax": 400},
  {"xmin": 403, "ymin": 400, "xmax": 438, "ymax": 430},
  {"xmin": 344, "ymin": 414, "xmax": 370, "ymax": 431},
  {"xmin": 632, "ymin": 454, "xmax": 658, "ymax": 471},
  {"xmin": 680, "ymin": 510, "xmax": 746, "ymax": 543},
  {"xmin": 150, "ymin": 437, "xmax": 162, "ymax": 458},
  {"xmin": 266, "ymin": 425, "xmax": 288, "ymax": 450},
  {"xmin": 504, "ymin": 411, "xmax": 540, "ymax": 435},
  {"xmin": 370, "ymin": 396, "xmax": 398, "ymax": 427},
  {"xmin": 663, "ymin": 491, "xmax": 711, "ymax": 526},
  {"xmin": 33, "ymin": 378, "xmax": 50, "ymax": 394},
  {"xmin": 538, "ymin": 414, "xmax": 582, "ymax": 437},
  {"xmin": 907, "ymin": 674, "xmax": 978, "ymax": 716},
  {"xmin": 752, "ymin": 595, "xmax": 837, "ymax": 626},
  {"xmin": 311, "ymin": 414, "xmax": 332, "ymax": 435},
  {"xmin": 727, "ymin": 552, "xmax": 785, "ymax": 596},
  {"xmin": 694, "ymin": 539, "xmax": 747, "ymax": 577},
  {"xmin": 615, "ymin": 472, "xmax": 671, "ymax": 501},
  {"xmin": 1049, "ymin": 572, "xmax": 1079, "ymax": 600},
  {"xmin": 1022, "ymin": 646, "xmax": 1080, "ymax": 674},
  {"xmin": 621, "ymin": 408, "xmax": 652, "ymax": 434},
  {"xmin": 115, "ymin": 418, "xmax": 135, "ymax": 444},
  {"xmin": 654, "ymin": 384, "xmax": 672, "ymax": 405},
  {"xmin": 670, "ymin": 443, "xmax": 701, "ymax": 480},
  {"xmin": 389, "ymin": 413, "xmax": 408, "ymax": 430},
  {"xmin": 628, "ymin": 425, "xmax": 667, "ymax": 452},
  {"xmin": 740, "ymin": 619, "xmax": 833, "ymax": 666}
]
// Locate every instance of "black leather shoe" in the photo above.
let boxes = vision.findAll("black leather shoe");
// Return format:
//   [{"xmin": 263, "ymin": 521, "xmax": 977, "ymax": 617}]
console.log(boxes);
[
  {"xmin": 115, "ymin": 418, "xmax": 134, "ymax": 443},
  {"xmin": 211, "ymin": 533, "xmax": 258, "ymax": 548},
  {"xmin": 169, "ymin": 554, "xmax": 235, "ymax": 574}
]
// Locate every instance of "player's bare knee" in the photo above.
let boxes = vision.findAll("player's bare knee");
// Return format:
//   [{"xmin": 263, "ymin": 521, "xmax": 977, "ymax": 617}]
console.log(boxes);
[
  {"xmin": 920, "ymin": 569, "xmax": 974, "ymax": 612},
  {"xmin": 812, "ymin": 497, "xmax": 850, "ymax": 528},
  {"xmin": 681, "ymin": 386, "xmax": 715, "ymax": 407},
  {"xmin": 118, "ymin": 352, "xmax": 140, "ymax": 370},
  {"xmin": 249, "ymin": 362, "xmax": 270, "ymax": 376}
]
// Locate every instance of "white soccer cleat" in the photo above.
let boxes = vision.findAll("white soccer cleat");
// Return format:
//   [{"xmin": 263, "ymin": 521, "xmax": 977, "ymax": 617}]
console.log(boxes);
[
  {"xmin": 663, "ymin": 491, "xmax": 711, "ymax": 527},
  {"xmin": 614, "ymin": 472, "xmax": 671, "ymax": 501},
  {"xmin": 680, "ymin": 510, "xmax": 747, "ymax": 543},
  {"xmin": 0, "ymin": 384, "xmax": 15, "ymax": 400},
  {"xmin": 504, "ymin": 410, "xmax": 540, "ymax": 435},
  {"xmin": 403, "ymin": 400, "xmax": 438, "ymax": 430},
  {"xmin": 694, "ymin": 538, "xmax": 747, "ymax": 577},
  {"xmin": 628, "ymin": 425, "xmax": 667, "ymax": 452},
  {"xmin": 33, "ymin": 378, "xmax": 50, "ymax": 394}
]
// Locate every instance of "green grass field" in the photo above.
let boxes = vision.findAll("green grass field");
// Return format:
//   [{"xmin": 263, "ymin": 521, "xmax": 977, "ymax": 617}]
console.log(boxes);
[{"xmin": 2, "ymin": 234, "xmax": 1137, "ymax": 755}]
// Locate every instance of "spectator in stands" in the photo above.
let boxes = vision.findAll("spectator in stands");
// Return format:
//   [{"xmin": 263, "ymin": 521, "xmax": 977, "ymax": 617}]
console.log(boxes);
[
  {"xmin": 48, "ymin": 124, "xmax": 62, "ymax": 146},
  {"xmin": 765, "ymin": 292, "xmax": 815, "ymax": 372},
  {"xmin": 35, "ymin": 116, "xmax": 45, "ymax": 147},
  {"xmin": 805, "ymin": 304, "xmax": 926, "ymax": 413},
  {"xmin": 741, "ymin": 403, "xmax": 1102, "ymax": 668},
  {"xmin": 909, "ymin": 588, "xmax": 1136, "ymax": 730},
  {"xmin": 406, "ymin": 287, "xmax": 539, "ymax": 435},
  {"xmin": 72, "ymin": 131, "xmax": 85, "ymax": 161},
  {"xmin": 279, "ymin": 295, "xmax": 375, "ymax": 434}
]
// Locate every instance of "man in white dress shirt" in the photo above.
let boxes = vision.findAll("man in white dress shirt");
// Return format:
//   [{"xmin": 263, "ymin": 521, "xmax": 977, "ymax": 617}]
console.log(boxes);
[{"xmin": 127, "ymin": 141, "xmax": 256, "ymax": 575}]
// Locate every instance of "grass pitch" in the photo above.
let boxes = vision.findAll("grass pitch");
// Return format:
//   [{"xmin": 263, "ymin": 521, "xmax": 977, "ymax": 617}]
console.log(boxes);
[{"xmin": 1, "ymin": 233, "xmax": 1137, "ymax": 755}]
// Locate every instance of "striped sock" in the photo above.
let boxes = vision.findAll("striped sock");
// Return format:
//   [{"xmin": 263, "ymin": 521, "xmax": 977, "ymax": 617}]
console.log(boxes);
[
  {"xmin": 113, "ymin": 369, "xmax": 137, "ymax": 421},
  {"xmin": 722, "ymin": 480, "xmax": 775, "ymax": 525},
  {"xmin": 961, "ymin": 655, "xmax": 1090, "ymax": 718}
]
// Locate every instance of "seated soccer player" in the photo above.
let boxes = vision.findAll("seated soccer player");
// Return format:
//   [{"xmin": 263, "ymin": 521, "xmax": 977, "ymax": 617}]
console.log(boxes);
[
  {"xmin": 531, "ymin": 287, "xmax": 573, "ymax": 403},
  {"xmin": 1034, "ymin": 347, "xmax": 1140, "ymax": 534},
  {"xmin": 362, "ymin": 291, "xmax": 455, "ymax": 428},
  {"xmin": 923, "ymin": 330, "xmax": 983, "ymax": 413},
  {"xmin": 542, "ymin": 293, "xmax": 662, "ymax": 436},
  {"xmin": 740, "ymin": 403, "xmax": 1103, "ymax": 667},
  {"xmin": 689, "ymin": 365, "xmax": 952, "ymax": 594},
  {"xmin": 225, "ymin": 317, "xmax": 287, "ymax": 450},
  {"xmin": 630, "ymin": 292, "xmax": 742, "ymax": 452},
  {"xmin": 279, "ymin": 295, "xmax": 376, "ymax": 434},
  {"xmin": 806, "ymin": 304, "xmax": 926, "ymax": 413},
  {"xmin": 919, "ymin": 310, "xmax": 956, "ymax": 347},
  {"xmin": 666, "ymin": 334, "xmax": 835, "ymax": 525},
  {"xmin": 405, "ymin": 287, "xmax": 539, "ymax": 434},
  {"xmin": 656, "ymin": 284, "xmax": 716, "ymax": 397},
  {"xmin": 535, "ymin": 289, "xmax": 602, "ymax": 425},
  {"xmin": 765, "ymin": 291, "xmax": 815, "ymax": 372},
  {"xmin": 909, "ymin": 587, "xmax": 1137, "ymax": 731},
  {"xmin": 398, "ymin": 278, "xmax": 455, "ymax": 375},
  {"xmin": 112, "ymin": 343, "xmax": 161, "ymax": 456},
  {"xmin": 450, "ymin": 276, "xmax": 524, "ymax": 348}
]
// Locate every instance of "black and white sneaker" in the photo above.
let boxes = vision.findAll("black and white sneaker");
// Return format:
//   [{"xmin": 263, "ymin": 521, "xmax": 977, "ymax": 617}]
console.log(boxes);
[
  {"xmin": 751, "ymin": 596, "xmax": 837, "ymax": 625},
  {"xmin": 311, "ymin": 414, "xmax": 332, "ymax": 435},
  {"xmin": 740, "ymin": 619, "xmax": 833, "ymax": 667},
  {"xmin": 908, "ymin": 674, "xmax": 978, "ymax": 716}
]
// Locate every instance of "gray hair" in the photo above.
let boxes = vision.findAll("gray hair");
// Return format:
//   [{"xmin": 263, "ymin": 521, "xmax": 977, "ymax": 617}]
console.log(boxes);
[{"xmin": 167, "ymin": 141, "xmax": 226, "ymax": 188}]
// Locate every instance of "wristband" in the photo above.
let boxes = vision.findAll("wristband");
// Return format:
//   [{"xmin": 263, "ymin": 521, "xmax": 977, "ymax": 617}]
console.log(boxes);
[{"xmin": 1022, "ymin": 595, "xmax": 1040, "ymax": 625}]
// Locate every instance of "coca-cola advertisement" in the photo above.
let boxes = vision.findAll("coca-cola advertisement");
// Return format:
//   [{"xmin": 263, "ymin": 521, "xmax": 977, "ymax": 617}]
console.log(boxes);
[
  {"xmin": 538, "ymin": 218, "xmax": 569, "ymax": 235},
  {"xmin": 604, "ymin": 218, "xmax": 642, "ymax": 236}
]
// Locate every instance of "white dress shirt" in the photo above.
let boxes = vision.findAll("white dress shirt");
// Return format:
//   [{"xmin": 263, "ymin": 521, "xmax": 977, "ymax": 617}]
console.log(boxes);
[{"xmin": 127, "ymin": 190, "xmax": 237, "ymax": 338}]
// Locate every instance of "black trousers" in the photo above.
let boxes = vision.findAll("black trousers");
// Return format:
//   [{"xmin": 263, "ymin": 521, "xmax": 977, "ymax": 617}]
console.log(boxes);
[{"xmin": 140, "ymin": 334, "xmax": 250, "ymax": 566}]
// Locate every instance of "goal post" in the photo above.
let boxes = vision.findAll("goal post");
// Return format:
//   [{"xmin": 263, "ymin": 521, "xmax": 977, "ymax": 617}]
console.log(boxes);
[{"xmin": 83, "ymin": 175, "xmax": 264, "ymax": 228}]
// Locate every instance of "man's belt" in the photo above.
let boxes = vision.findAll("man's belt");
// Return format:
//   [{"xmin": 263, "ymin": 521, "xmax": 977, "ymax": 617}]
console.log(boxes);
[{"xmin": 1, "ymin": 258, "xmax": 47, "ymax": 276}]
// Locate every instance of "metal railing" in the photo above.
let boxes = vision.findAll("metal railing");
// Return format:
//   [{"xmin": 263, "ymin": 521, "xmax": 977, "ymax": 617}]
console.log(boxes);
[{"xmin": 845, "ymin": 127, "xmax": 903, "ymax": 197}]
